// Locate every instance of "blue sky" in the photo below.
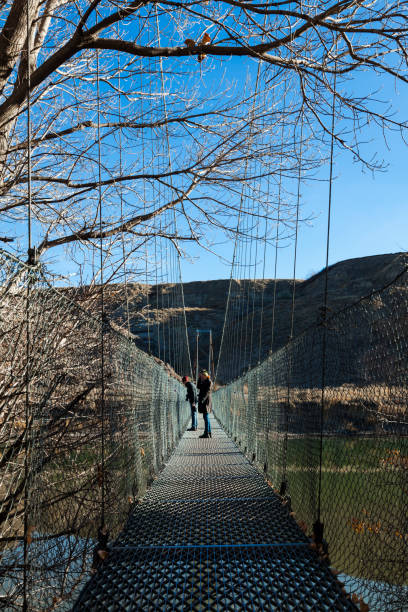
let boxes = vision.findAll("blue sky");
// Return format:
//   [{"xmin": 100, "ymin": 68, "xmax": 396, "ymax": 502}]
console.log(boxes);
[
  {"xmin": 22, "ymin": 70, "xmax": 408, "ymax": 286},
  {"xmin": 5, "ymin": 33, "xmax": 406, "ymax": 287},
  {"xmin": 180, "ymin": 82, "xmax": 407, "ymax": 284}
]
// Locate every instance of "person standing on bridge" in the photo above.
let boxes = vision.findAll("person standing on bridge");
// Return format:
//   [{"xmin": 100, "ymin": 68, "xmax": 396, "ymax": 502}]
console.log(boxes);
[
  {"xmin": 197, "ymin": 369, "xmax": 212, "ymax": 438},
  {"xmin": 182, "ymin": 376, "xmax": 197, "ymax": 431}
]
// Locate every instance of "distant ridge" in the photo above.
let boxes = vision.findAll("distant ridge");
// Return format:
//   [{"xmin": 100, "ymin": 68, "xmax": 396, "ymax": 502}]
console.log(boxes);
[{"xmin": 76, "ymin": 252, "xmax": 408, "ymax": 381}]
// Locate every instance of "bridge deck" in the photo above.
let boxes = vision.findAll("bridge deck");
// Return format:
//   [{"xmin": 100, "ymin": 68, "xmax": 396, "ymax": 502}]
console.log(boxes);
[{"xmin": 75, "ymin": 420, "xmax": 355, "ymax": 610}]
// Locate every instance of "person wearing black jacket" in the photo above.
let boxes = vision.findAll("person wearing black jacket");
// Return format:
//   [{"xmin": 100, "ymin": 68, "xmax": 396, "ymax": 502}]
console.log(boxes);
[
  {"xmin": 197, "ymin": 369, "xmax": 212, "ymax": 439},
  {"xmin": 182, "ymin": 376, "xmax": 197, "ymax": 431}
]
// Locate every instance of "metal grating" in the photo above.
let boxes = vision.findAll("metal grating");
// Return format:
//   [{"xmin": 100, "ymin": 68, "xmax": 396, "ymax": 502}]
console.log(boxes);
[
  {"xmin": 115, "ymin": 499, "xmax": 308, "ymax": 546},
  {"xmin": 74, "ymin": 421, "xmax": 357, "ymax": 610},
  {"xmin": 144, "ymin": 476, "xmax": 275, "ymax": 501},
  {"xmin": 74, "ymin": 546, "xmax": 356, "ymax": 611},
  {"xmin": 160, "ymin": 462, "xmax": 257, "ymax": 478}
]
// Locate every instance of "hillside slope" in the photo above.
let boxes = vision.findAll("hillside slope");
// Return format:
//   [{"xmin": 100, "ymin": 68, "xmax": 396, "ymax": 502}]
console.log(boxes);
[{"xmin": 96, "ymin": 252, "xmax": 406, "ymax": 381}]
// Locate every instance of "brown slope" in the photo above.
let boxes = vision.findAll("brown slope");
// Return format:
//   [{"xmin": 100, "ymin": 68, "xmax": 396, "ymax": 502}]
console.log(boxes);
[{"xmin": 73, "ymin": 252, "xmax": 407, "ymax": 382}]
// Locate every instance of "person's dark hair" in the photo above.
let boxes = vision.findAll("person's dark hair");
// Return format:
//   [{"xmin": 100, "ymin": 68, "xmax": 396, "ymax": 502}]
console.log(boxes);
[{"xmin": 182, "ymin": 376, "xmax": 189, "ymax": 383}]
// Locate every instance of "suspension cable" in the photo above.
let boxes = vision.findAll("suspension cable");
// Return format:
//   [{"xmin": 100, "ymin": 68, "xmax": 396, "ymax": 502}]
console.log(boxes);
[
  {"xmin": 289, "ymin": 114, "xmax": 304, "ymax": 342},
  {"xmin": 23, "ymin": 0, "xmax": 33, "ymax": 608},
  {"xmin": 117, "ymin": 41, "xmax": 131, "ymax": 335},
  {"xmin": 317, "ymin": 58, "xmax": 338, "ymax": 528},
  {"xmin": 257, "ymin": 119, "xmax": 271, "ymax": 365},
  {"xmin": 136, "ymin": 13, "xmax": 151, "ymax": 354},
  {"xmin": 154, "ymin": 236, "xmax": 161, "ymax": 360},
  {"xmin": 95, "ymin": 39, "xmax": 106, "ymax": 529},
  {"xmin": 282, "ymin": 110, "xmax": 304, "ymax": 493},
  {"xmin": 214, "ymin": 204, "xmax": 244, "ymax": 385},
  {"xmin": 270, "ymin": 99, "xmax": 287, "ymax": 353},
  {"xmin": 155, "ymin": 7, "xmax": 192, "ymax": 377},
  {"xmin": 249, "ymin": 191, "xmax": 260, "ymax": 367},
  {"xmin": 215, "ymin": 63, "xmax": 264, "ymax": 383}
]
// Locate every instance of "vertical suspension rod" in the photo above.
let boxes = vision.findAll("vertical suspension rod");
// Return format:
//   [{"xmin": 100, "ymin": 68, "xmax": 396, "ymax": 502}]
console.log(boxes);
[
  {"xmin": 270, "ymin": 105, "xmax": 287, "ymax": 353},
  {"xmin": 195, "ymin": 331, "xmax": 199, "ymax": 387},
  {"xmin": 283, "ymin": 113, "xmax": 304, "ymax": 489},
  {"xmin": 317, "ymin": 67, "xmax": 337, "ymax": 525},
  {"xmin": 96, "ymin": 44, "xmax": 106, "ymax": 527},
  {"xmin": 23, "ymin": 0, "xmax": 33, "ymax": 608},
  {"xmin": 155, "ymin": 7, "xmax": 192, "ymax": 377},
  {"xmin": 117, "ymin": 47, "xmax": 131, "ymax": 334}
]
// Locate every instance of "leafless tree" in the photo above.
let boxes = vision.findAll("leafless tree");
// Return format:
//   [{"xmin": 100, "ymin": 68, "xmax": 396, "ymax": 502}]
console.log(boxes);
[
  {"xmin": 0, "ymin": 0, "xmax": 405, "ymax": 283},
  {"xmin": 0, "ymin": 251, "xmax": 189, "ymax": 609}
]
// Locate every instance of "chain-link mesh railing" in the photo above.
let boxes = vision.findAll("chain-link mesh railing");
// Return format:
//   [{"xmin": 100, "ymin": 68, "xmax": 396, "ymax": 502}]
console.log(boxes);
[
  {"xmin": 214, "ymin": 268, "xmax": 408, "ymax": 611},
  {"xmin": 0, "ymin": 251, "xmax": 189, "ymax": 610}
]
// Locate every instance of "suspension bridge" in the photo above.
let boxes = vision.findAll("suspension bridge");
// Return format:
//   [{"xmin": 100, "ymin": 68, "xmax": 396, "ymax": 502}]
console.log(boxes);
[
  {"xmin": 0, "ymin": 250, "xmax": 407, "ymax": 611},
  {"xmin": 1, "ymin": 0, "xmax": 407, "ymax": 608}
]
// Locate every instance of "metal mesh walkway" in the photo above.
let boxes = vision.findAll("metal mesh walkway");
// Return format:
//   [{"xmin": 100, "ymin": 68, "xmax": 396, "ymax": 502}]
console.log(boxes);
[{"xmin": 74, "ymin": 421, "xmax": 356, "ymax": 611}]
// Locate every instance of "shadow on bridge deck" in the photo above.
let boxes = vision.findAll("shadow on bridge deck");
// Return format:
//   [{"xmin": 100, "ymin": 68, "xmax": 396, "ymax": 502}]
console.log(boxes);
[{"xmin": 74, "ymin": 421, "xmax": 356, "ymax": 611}]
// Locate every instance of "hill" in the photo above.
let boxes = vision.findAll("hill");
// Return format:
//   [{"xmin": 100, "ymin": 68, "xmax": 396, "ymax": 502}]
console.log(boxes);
[{"xmin": 91, "ymin": 252, "xmax": 405, "ymax": 381}]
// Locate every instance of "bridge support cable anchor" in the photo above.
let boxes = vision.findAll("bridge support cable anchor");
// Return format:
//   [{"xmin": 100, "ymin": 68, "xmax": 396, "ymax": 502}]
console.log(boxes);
[
  {"xmin": 312, "ymin": 520, "xmax": 330, "ymax": 565},
  {"xmin": 92, "ymin": 525, "xmax": 110, "ymax": 574},
  {"xmin": 313, "ymin": 520, "xmax": 324, "ymax": 546},
  {"xmin": 279, "ymin": 479, "xmax": 287, "ymax": 497}
]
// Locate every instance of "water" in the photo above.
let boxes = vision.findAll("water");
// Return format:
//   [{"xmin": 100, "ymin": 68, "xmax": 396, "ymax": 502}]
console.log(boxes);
[
  {"xmin": 340, "ymin": 573, "xmax": 408, "ymax": 611},
  {"xmin": 0, "ymin": 533, "xmax": 92, "ymax": 610}
]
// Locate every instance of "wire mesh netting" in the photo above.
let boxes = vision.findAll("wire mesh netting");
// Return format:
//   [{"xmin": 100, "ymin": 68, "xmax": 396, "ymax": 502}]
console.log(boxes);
[
  {"xmin": 0, "ymin": 251, "xmax": 189, "ymax": 610},
  {"xmin": 214, "ymin": 268, "xmax": 408, "ymax": 611}
]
